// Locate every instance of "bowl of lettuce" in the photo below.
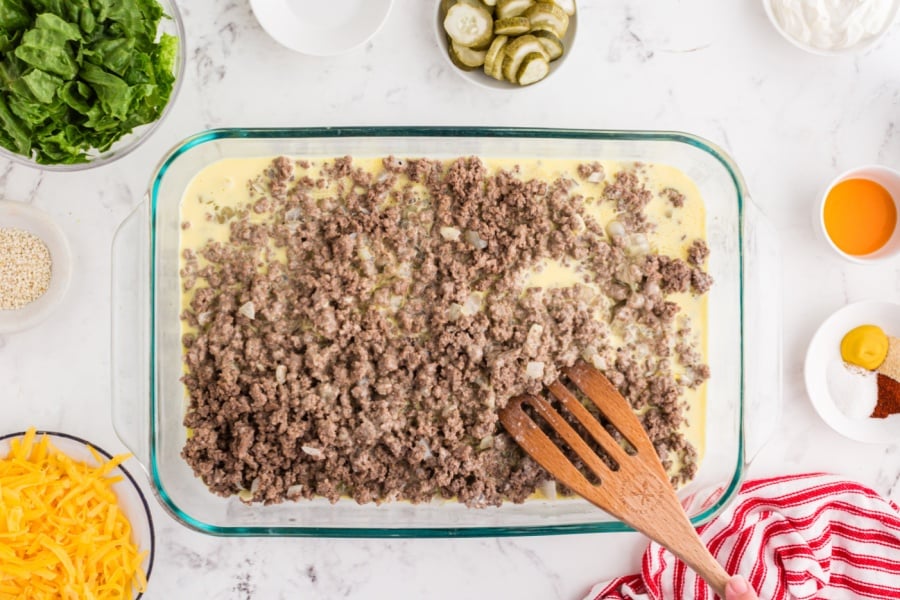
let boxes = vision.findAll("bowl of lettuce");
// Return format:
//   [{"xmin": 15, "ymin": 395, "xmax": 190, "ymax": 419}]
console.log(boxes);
[{"xmin": 0, "ymin": 0, "xmax": 184, "ymax": 170}]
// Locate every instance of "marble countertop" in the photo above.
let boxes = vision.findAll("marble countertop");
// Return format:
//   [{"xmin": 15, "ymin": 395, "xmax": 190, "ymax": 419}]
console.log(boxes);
[{"xmin": 2, "ymin": 1, "xmax": 900, "ymax": 598}]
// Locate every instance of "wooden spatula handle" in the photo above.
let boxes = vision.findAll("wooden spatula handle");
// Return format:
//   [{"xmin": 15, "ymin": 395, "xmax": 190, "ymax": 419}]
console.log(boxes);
[{"xmin": 612, "ymin": 480, "xmax": 730, "ymax": 597}]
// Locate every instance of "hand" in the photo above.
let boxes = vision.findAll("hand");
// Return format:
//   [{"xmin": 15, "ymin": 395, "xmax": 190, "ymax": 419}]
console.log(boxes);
[{"xmin": 725, "ymin": 575, "xmax": 759, "ymax": 600}]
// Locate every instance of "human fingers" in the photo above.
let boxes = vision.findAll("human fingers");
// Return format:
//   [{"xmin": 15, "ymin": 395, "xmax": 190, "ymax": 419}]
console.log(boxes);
[{"xmin": 725, "ymin": 575, "xmax": 759, "ymax": 600}]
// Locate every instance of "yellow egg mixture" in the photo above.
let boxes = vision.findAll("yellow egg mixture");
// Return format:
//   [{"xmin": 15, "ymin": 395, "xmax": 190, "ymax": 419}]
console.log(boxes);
[{"xmin": 179, "ymin": 156, "xmax": 709, "ymax": 475}]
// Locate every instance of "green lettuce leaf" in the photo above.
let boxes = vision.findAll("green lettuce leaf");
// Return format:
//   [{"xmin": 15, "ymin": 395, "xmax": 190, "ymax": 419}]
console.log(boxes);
[
  {"xmin": 0, "ymin": 0, "xmax": 178, "ymax": 163},
  {"xmin": 21, "ymin": 68, "xmax": 62, "ymax": 103},
  {"xmin": 80, "ymin": 61, "xmax": 130, "ymax": 120}
]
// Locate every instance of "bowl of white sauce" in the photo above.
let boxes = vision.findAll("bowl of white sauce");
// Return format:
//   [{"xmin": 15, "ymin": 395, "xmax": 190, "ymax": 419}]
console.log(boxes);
[{"xmin": 763, "ymin": 0, "xmax": 899, "ymax": 55}]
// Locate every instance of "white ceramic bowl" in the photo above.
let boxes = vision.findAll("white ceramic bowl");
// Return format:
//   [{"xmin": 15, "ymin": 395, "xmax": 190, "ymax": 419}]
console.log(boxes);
[
  {"xmin": 435, "ymin": 0, "xmax": 577, "ymax": 90},
  {"xmin": 0, "ymin": 431, "xmax": 155, "ymax": 598},
  {"xmin": 762, "ymin": 0, "xmax": 900, "ymax": 56},
  {"xmin": 805, "ymin": 301, "xmax": 900, "ymax": 443},
  {"xmin": 250, "ymin": 0, "xmax": 393, "ymax": 56},
  {"xmin": 813, "ymin": 164, "xmax": 900, "ymax": 264},
  {"xmin": 0, "ymin": 201, "xmax": 72, "ymax": 334}
]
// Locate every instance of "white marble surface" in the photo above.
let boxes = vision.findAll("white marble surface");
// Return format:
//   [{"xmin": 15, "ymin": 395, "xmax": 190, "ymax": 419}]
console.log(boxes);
[{"xmin": 2, "ymin": 1, "xmax": 900, "ymax": 598}]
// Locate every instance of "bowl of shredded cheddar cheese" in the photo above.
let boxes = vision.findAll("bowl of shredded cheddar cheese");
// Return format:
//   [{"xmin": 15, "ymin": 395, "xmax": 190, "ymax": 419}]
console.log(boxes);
[{"xmin": 0, "ymin": 429, "xmax": 154, "ymax": 599}]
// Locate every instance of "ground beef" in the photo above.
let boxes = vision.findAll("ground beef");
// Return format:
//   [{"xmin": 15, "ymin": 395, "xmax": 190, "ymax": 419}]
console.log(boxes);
[
  {"xmin": 180, "ymin": 157, "xmax": 711, "ymax": 506},
  {"xmin": 687, "ymin": 239, "xmax": 709, "ymax": 267},
  {"xmin": 662, "ymin": 187, "xmax": 685, "ymax": 208}
]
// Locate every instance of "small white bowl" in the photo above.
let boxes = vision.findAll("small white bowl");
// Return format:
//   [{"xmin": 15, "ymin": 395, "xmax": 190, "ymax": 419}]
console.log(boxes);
[
  {"xmin": 762, "ymin": 0, "xmax": 900, "ymax": 56},
  {"xmin": 805, "ymin": 301, "xmax": 900, "ymax": 443},
  {"xmin": 0, "ymin": 431, "xmax": 155, "ymax": 598},
  {"xmin": 812, "ymin": 164, "xmax": 900, "ymax": 264},
  {"xmin": 250, "ymin": 0, "xmax": 393, "ymax": 56},
  {"xmin": 435, "ymin": 0, "xmax": 577, "ymax": 90},
  {"xmin": 0, "ymin": 201, "xmax": 72, "ymax": 334}
]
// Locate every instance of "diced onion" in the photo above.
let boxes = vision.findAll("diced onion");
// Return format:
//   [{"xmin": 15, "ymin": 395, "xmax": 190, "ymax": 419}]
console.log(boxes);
[
  {"xmin": 538, "ymin": 479, "xmax": 558, "ymax": 500},
  {"xmin": 439, "ymin": 226, "xmax": 461, "ymax": 241},
  {"xmin": 464, "ymin": 230, "xmax": 488, "ymax": 249},
  {"xmin": 238, "ymin": 301, "xmax": 255, "ymax": 320},
  {"xmin": 301, "ymin": 445, "xmax": 322, "ymax": 457},
  {"xmin": 525, "ymin": 361, "xmax": 545, "ymax": 379},
  {"xmin": 461, "ymin": 292, "xmax": 483, "ymax": 316},
  {"xmin": 607, "ymin": 221, "xmax": 626, "ymax": 239}
]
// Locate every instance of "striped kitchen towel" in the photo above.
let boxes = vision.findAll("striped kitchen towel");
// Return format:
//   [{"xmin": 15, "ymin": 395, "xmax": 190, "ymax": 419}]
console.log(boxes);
[{"xmin": 586, "ymin": 473, "xmax": 900, "ymax": 600}]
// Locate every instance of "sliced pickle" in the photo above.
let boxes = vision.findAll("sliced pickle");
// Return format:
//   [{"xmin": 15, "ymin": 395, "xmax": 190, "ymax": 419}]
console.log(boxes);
[
  {"xmin": 496, "ymin": 0, "xmax": 534, "ymax": 19},
  {"xmin": 501, "ymin": 34, "xmax": 548, "ymax": 82},
  {"xmin": 523, "ymin": 2, "xmax": 569, "ymax": 38},
  {"xmin": 550, "ymin": 0, "xmax": 576, "ymax": 16},
  {"xmin": 532, "ymin": 29, "xmax": 563, "ymax": 60},
  {"xmin": 516, "ymin": 52, "xmax": 550, "ymax": 85},
  {"xmin": 444, "ymin": 2, "xmax": 494, "ymax": 48},
  {"xmin": 451, "ymin": 40, "xmax": 488, "ymax": 68},
  {"xmin": 494, "ymin": 16, "xmax": 530, "ymax": 35},
  {"xmin": 483, "ymin": 34, "xmax": 509, "ymax": 78}
]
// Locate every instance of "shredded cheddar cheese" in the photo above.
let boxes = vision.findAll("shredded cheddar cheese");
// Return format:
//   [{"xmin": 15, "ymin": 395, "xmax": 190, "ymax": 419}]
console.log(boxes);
[{"xmin": 0, "ymin": 429, "xmax": 148, "ymax": 599}]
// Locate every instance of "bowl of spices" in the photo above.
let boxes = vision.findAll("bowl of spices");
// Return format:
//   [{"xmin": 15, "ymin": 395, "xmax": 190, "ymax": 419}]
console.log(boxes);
[
  {"xmin": 763, "ymin": 0, "xmax": 899, "ymax": 55},
  {"xmin": 0, "ymin": 201, "xmax": 71, "ymax": 334},
  {"xmin": 815, "ymin": 165, "xmax": 900, "ymax": 264},
  {"xmin": 805, "ymin": 301, "xmax": 900, "ymax": 443}
]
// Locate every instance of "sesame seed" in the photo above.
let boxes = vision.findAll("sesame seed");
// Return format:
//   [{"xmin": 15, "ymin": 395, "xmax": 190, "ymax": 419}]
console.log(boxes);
[{"xmin": 0, "ymin": 228, "xmax": 52, "ymax": 310}]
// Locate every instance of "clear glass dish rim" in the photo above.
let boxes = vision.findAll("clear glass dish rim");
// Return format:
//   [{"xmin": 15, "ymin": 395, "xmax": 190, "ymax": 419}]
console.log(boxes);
[{"xmin": 148, "ymin": 126, "xmax": 746, "ymax": 537}]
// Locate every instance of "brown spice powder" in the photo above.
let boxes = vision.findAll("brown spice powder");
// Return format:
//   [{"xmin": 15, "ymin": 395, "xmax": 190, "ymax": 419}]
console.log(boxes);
[{"xmin": 872, "ymin": 373, "xmax": 900, "ymax": 419}]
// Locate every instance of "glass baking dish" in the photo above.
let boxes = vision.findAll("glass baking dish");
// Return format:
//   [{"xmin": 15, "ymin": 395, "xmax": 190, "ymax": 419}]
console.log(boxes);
[{"xmin": 111, "ymin": 127, "xmax": 781, "ymax": 537}]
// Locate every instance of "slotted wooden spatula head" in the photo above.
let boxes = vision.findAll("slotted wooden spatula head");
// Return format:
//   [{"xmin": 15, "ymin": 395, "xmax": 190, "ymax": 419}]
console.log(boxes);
[{"xmin": 500, "ymin": 361, "xmax": 730, "ymax": 597}]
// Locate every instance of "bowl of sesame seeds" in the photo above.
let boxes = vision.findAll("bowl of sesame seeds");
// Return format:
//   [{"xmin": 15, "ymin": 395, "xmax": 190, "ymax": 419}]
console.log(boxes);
[{"xmin": 0, "ymin": 201, "xmax": 72, "ymax": 334}]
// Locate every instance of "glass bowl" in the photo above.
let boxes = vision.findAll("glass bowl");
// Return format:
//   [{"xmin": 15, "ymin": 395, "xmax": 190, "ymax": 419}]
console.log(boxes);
[
  {"xmin": 0, "ymin": 200, "xmax": 72, "ymax": 334},
  {"xmin": 434, "ymin": 0, "xmax": 578, "ymax": 90},
  {"xmin": 0, "ymin": 431, "xmax": 156, "ymax": 598},
  {"xmin": 112, "ymin": 127, "xmax": 780, "ymax": 537},
  {"xmin": 0, "ymin": 0, "xmax": 186, "ymax": 171}
]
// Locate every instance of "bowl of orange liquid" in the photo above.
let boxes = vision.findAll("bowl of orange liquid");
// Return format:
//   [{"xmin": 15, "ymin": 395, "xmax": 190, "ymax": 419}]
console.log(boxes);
[{"xmin": 817, "ymin": 165, "xmax": 900, "ymax": 264}]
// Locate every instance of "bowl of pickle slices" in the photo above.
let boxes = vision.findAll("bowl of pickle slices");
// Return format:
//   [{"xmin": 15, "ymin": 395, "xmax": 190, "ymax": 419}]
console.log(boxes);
[{"xmin": 436, "ymin": 0, "xmax": 577, "ymax": 88}]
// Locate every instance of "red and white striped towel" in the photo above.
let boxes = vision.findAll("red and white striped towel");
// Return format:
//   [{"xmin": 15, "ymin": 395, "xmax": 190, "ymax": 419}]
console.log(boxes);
[{"xmin": 587, "ymin": 474, "xmax": 900, "ymax": 600}]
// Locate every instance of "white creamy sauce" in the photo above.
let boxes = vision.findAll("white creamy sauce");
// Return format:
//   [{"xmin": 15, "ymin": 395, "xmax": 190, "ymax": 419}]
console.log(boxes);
[{"xmin": 771, "ymin": 0, "xmax": 895, "ymax": 49}]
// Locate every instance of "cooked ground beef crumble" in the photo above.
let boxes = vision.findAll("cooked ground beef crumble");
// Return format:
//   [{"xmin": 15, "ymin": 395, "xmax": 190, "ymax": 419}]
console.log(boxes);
[{"xmin": 179, "ymin": 156, "xmax": 712, "ymax": 507}]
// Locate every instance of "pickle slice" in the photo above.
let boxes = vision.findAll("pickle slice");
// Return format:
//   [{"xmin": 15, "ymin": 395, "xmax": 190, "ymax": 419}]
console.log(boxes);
[
  {"xmin": 532, "ymin": 29, "xmax": 563, "ymax": 60},
  {"xmin": 550, "ymin": 0, "xmax": 576, "ymax": 16},
  {"xmin": 444, "ymin": 2, "xmax": 494, "ymax": 48},
  {"xmin": 523, "ymin": 2, "xmax": 569, "ymax": 38},
  {"xmin": 496, "ymin": 0, "xmax": 534, "ymax": 19},
  {"xmin": 451, "ymin": 40, "xmax": 488, "ymax": 68},
  {"xmin": 494, "ymin": 17, "xmax": 530, "ymax": 35},
  {"xmin": 483, "ymin": 34, "xmax": 509, "ymax": 79},
  {"xmin": 516, "ymin": 52, "xmax": 549, "ymax": 85},
  {"xmin": 501, "ymin": 34, "xmax": 548, "ymax": 82}
]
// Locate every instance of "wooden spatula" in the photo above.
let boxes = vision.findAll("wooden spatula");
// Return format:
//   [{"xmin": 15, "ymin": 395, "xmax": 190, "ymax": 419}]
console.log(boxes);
[{"xmin": 499, "ymin": 360, "xmax": 730, "ymax": 597}]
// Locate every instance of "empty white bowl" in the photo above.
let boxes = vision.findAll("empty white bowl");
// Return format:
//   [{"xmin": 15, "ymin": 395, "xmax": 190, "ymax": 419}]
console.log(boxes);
[
  {"xmin": 434, "ymin": 0, "xmax": 578, "ymax": 90},
  {"xmin": 251, "ymin": 0, "xmax": 394, "ymax": 56},
  {"xmin": 0, "ymin": 201, "xmax": 72, "ymax": 334}
]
